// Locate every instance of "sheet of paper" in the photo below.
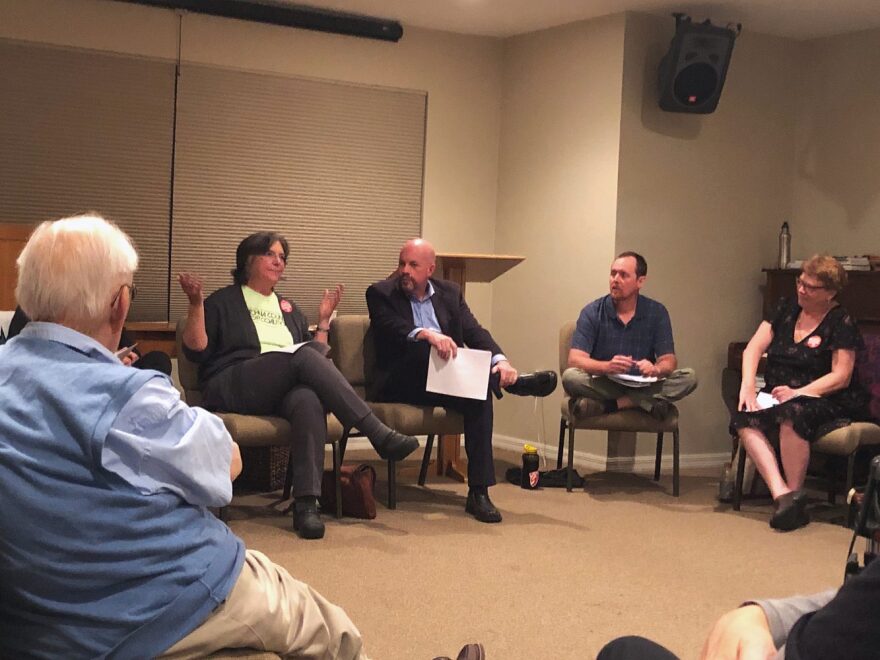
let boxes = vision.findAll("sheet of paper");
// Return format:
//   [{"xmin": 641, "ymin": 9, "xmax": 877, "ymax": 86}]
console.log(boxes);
[
  {"xmin": 267, "ymin": 340, "xmax": 330, "ymax": 357},
  {"xmin": 425, "ymin": 346, "xmax": 491, "ymax": 400},
  {"xmin": 607, "ymin": 373, "xmax": 661, "ymax": 388},
  {"xmin": 756, "ymin": 391, "xmax": 779, "ymax": 409}
]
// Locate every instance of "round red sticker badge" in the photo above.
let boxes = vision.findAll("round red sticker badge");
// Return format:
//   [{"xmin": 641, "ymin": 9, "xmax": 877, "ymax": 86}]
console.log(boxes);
[
  {"xmin": 806, "ymin": 335, "xmax": 822, "ymax": 349},
  {"xmin": 280, "ymin": 300, "xmax": 293, "ymax": 313}
]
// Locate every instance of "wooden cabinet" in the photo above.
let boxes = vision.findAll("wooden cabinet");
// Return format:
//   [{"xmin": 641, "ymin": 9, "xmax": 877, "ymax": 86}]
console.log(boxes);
[
  {"xmin": 728, "ymin": 269, "xmax": 880, "ymax": 370},
  {"xmin": 763, "ymin": 269, "xmax": 880, "ymax": 327}
]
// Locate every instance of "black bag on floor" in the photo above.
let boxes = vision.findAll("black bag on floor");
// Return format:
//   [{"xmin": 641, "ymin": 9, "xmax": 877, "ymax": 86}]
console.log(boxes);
[{"xmin": 505, "ymin": 466, "xmax": 584, "ymax": 488}]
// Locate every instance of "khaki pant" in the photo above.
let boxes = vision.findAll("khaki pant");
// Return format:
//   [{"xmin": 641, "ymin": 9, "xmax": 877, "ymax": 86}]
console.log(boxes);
[
  {"xmin": 160, "ymin": 549, "xmax": 368, "ymax": 660},
  {"xmin": 562, "ymin": 367, "xmax": 698, "ymax": 412}
]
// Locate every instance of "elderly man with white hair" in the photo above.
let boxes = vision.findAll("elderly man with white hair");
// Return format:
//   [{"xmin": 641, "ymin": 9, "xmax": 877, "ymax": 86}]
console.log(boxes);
[{"xmin": 0, "ymin": 214, "xmax": 367, "ymax": 658}]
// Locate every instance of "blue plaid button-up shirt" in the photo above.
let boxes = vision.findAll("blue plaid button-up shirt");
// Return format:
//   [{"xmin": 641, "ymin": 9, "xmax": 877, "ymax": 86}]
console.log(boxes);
[{"xmin": 571, "ymin": 294, "xmax": 674, "ymax": 371}]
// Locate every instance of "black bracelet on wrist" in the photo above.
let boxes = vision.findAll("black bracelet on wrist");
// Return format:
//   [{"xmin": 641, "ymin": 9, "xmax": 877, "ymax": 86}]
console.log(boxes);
[{"xmin": 316, "ymin": 326, "xmax": 329, "ymax": 333}]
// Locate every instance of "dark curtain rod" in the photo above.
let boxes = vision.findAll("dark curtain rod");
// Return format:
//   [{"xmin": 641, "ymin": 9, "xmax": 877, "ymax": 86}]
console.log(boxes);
[{"xmin": 112, "ymin": 0, "xmax": 403, "ymax": 42}]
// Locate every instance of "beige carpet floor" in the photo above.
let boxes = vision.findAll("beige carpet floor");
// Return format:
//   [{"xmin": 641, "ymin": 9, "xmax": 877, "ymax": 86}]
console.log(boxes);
[{"xmin": 226, "ymin": 448, "xmax": 856, "ymax": 660}]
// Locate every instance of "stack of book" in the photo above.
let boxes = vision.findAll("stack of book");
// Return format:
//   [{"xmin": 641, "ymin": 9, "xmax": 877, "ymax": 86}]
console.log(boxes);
[{"xmin": 835, "ymin": 256, "xmax": 871, "ymax": 271}]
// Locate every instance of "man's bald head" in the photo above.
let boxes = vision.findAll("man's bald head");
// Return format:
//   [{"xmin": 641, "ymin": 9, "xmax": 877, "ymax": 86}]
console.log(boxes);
[
  {"xmin": 397, "ymin": 238, "xmax": 436, "ymax": 298},
  {"xmin": 401, "ymin": 238, "xmax": 435, "ymax": 264}
]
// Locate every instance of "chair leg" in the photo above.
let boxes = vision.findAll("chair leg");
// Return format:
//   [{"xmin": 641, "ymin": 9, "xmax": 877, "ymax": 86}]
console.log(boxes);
[
  {"xmin": 672, "ymin": 428, "xmax": 680, "ymax": 497},
  {"xmin": 339, "ymin": 434, "xmax": 349, "ymax": 463},
  {"xmin": 282, "ymin": 449, "xmax": 294, "ymax": 500},
  {"xmin": 566, "ymin": 424, "xmax": 576, "ymax": 492},
  {"xmin": 387, "ymin": 459, "xmax": 397, "ymax": 509},
  {"xmin": 842, "ymin": 453, "xmax": 856, "ymax": 505},
  {"xmin": 418, "ymin": 434, "xmax": 434, "ymax": 486},
  {"xmin": 557, "ymin": 417, "xmax": 567, "ymax": 470},
  {"xmin": 654, "ymin": 432, "xmax": 664, "ymax": 482},
  {"xmin": 733, "ymin": 442, "xmax": 746, "ymax": 511},
  {"xmin": 827, "ymin": 460, "xmax": 837, "ymax": 505},
  {"xmin": 335, "ymin": 431, "xmax": 350, "ymax": 519}
]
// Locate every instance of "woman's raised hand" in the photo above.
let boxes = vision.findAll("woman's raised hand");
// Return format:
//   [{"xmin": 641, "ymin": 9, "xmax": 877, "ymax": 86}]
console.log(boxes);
[
  {"xmin": 318, "ymin": 284, "xmax": 344, "ymax": 321},
  {"xmin": 177, "ymin": 272, "xmax": 204, "ymax": 306}
]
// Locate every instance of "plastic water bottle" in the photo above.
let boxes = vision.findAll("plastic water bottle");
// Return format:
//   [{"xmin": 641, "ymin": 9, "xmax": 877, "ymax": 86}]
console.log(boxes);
[
  {"xmin": 521, "ymin": 444, "xmax": 540, "ymax": 490},
  {"xmin": 778, "ymin": 222, "xmax": 791, "ymax": 268}
]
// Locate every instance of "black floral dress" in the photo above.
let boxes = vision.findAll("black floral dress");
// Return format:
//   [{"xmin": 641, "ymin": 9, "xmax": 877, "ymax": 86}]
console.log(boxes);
[{"xmin": 730, "ymin": 298, "xmax": 871, "ymax": 442}]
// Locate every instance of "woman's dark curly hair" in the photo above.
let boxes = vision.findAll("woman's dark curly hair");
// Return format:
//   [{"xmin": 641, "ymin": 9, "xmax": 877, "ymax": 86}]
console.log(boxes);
[{"xmin": 231, "ymin": 231, "xmax": 289, "ymax": 286}]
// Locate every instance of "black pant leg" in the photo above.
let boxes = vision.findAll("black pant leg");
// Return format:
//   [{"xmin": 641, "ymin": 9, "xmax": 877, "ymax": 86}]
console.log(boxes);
[
  {"xmin": 203, "ymin": 348, "xmax": 371, "ymax": 427},
  {"xmin": 202, "ymin": 350, "xmax": 374, "ymax": 499},
  {"xmin": 279, "ymin": 387, "xmax": 326, "ymax": 498},
  {"xmin": 388, "ymin": 388, "xmax": 497, "ymax": 488},
  {"xmin": 597, "ymin": 636, "xmax": 679, "ymax": 660}
]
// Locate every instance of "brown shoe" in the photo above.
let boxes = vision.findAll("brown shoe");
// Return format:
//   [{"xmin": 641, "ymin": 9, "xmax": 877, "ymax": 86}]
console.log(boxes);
[
  {"xmin": 457, "ymin": 643, "xmax": 486, "ymax": 660},
  {"xmin": 571, "ymin": 397, "xmax": 607, "ymax": 417},
  {"xmin": 432, "ymin": 642, "xmax": 486, "ymax": 660}
]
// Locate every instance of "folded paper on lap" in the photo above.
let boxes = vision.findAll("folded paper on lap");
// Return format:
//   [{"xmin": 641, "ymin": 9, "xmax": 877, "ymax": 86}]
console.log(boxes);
[{"xmin": 607, "ymin": 373, "xmax": 661, "ymax": 388}]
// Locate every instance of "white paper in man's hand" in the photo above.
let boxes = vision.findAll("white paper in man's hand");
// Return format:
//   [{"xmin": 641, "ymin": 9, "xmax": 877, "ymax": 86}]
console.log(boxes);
[{"xmin": 426, "ymin": 346, "xmax": 491, "ymax": 400}]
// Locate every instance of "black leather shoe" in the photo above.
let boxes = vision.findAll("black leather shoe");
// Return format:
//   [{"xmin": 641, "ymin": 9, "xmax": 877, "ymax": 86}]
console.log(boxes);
[
  {"xmin": 293, "ymin": 499, "xmax": 325, "ymax": 540},
  {"xmin": 375, "ymin": 431, "xmax": 419, "ymax": 461},
  {"xmin": 465, "ymin": 490, "xmax": 502, "ymax": 523},
  {"xmin": 505, "ymin": 370, "xmax": 558, "ymax": 398},
  {"xmin": 770, "ymin": 491, "xmax": 810, "ymax": 531}
]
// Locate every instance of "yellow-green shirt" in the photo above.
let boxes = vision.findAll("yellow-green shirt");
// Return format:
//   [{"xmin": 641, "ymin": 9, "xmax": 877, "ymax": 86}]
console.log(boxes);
[{"xmin": 241, "ymin": 285, "xmax": 294, "ymax": 353}]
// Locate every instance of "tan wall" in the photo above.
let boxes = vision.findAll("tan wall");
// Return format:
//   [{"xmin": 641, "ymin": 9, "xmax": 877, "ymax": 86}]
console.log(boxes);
[
  {"xmin": 490, "ymin": 15, "xmax": 626, "ymax": 452},
  {"xmin": 791, "ymin": 27, "xmax": 880, "ymax": 258},
  {"xmin": 614, "ymin": 13, "xmax": 800, "ymax": 458},
  {"xmin": 0, "ymin": 0, "xmax": 504, "ymax": 319},
  {"xmin": 3, "ymin": 0, "xmax": 875, "ymax": 465}
]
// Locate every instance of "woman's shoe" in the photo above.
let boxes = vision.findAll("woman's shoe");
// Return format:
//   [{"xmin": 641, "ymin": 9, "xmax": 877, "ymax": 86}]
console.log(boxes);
[
  {"xmin": 770, "ymin": 491, "xmax": 810, "ymax": 531},
  {"xmin": 293, "ymin": 498, "xmax": 325, "ymax": 540},
  {"xmin": 374, "ymin": 430, "xmax": 419, "ymax": 461}
]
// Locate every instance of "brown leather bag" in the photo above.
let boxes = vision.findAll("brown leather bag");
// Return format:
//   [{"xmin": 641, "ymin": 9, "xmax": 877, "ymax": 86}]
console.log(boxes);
[{"xmin": 320, "ymin": 464, "xmax": 377, "ymax": 519}]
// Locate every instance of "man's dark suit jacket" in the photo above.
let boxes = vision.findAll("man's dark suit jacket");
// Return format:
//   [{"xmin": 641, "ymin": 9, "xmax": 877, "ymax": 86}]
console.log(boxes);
[{"xmin": 365, "ymin": 277, "xmax": 502, "ymax": 402}]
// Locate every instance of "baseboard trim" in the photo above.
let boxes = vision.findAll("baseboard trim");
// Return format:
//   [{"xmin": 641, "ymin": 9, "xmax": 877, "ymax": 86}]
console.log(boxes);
[
  {"xmin": 337, "ymin": 434, "xmax": 729, "ymax": 473},
  {"xmin": 492, "ymin": 432, "xmax": 729, "ymax": 473}
]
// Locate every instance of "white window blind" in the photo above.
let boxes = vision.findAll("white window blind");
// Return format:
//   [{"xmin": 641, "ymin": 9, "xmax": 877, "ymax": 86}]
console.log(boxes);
[
  {"xmin": 169, "ymin": 63, "xmax": 426, "ymax": 323},
  {"xmin": 0, "ymin": 39, "xmax": 174, "ymax": 321}
]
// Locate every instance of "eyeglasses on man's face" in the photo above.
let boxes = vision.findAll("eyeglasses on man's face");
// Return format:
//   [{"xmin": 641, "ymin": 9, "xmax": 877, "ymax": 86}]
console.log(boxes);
[
  {"xmin": 796, "ymin": 276, "xmax": 826, "ymax": 293},
  {"xmin": 111, "ymin": 283, "xmax": 137, "ymax": 307},
  {"xmin": 262, "ymin": 249, "xmax": 287, "ymax": 264}
]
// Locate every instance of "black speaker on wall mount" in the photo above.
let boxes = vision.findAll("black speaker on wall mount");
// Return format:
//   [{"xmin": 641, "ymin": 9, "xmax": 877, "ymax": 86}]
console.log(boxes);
[{"xmin": 658, "ymin": 13, "xmax": 741, "ymax": 114}]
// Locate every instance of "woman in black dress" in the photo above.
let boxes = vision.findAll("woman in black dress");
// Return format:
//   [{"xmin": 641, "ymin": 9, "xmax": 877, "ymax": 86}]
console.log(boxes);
[{"xmin": 732, "ymin": 255, "xmax": 870, "ymax": 531}]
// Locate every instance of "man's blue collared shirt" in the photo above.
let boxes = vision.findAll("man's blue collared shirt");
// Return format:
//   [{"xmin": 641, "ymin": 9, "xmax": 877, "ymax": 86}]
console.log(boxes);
[
  {"xmin": 571, "ymin": 294, "xmax": 674, "ymax": 369},
  {"xmin": 406, "ymin": 280, "xmax": 506, "ymax": 365},
  {"xmin": 19, "ymin": 322, "xmax": 233, "ymax": 506},
  {"xmin": 407, "ymin": 280, "xmax": 441, "ymax": 339}
]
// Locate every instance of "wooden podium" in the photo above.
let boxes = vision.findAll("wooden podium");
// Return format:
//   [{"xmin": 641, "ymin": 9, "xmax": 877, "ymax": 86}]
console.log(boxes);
[{"xmin": 433, "ymin": 252, "xmax": 525, "ymax": 481}]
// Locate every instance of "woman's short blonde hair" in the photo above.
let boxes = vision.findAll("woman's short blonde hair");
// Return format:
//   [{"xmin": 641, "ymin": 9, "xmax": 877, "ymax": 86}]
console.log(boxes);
[
  {"xmin": 802, "ymin": 254, "xmax": 847, "ymax": 293},
  {"xmin": 16, "ymin": 214, "xmax": 138, "ymax": 332}
]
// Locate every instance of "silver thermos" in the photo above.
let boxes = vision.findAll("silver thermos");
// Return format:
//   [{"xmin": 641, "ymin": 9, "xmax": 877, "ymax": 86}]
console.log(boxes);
[{"xmin": 778, "ymin": 222, "xmax": 791, "ymax": 268}]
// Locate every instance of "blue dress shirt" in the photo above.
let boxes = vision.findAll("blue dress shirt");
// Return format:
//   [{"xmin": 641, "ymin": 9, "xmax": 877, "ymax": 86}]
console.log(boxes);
[
  {"xmin": 27, "ymin": 323, "xmax": 234, "ymax": 507},
  {"xmin": 407, "ymin": 281, "xmax": 507, "ymax": 365}
]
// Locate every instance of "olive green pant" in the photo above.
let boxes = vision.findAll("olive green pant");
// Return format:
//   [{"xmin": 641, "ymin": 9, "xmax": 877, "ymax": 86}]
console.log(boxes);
[{"xmin": 562, "ymin": 367, "xmax": 698, "ymax": 412}]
